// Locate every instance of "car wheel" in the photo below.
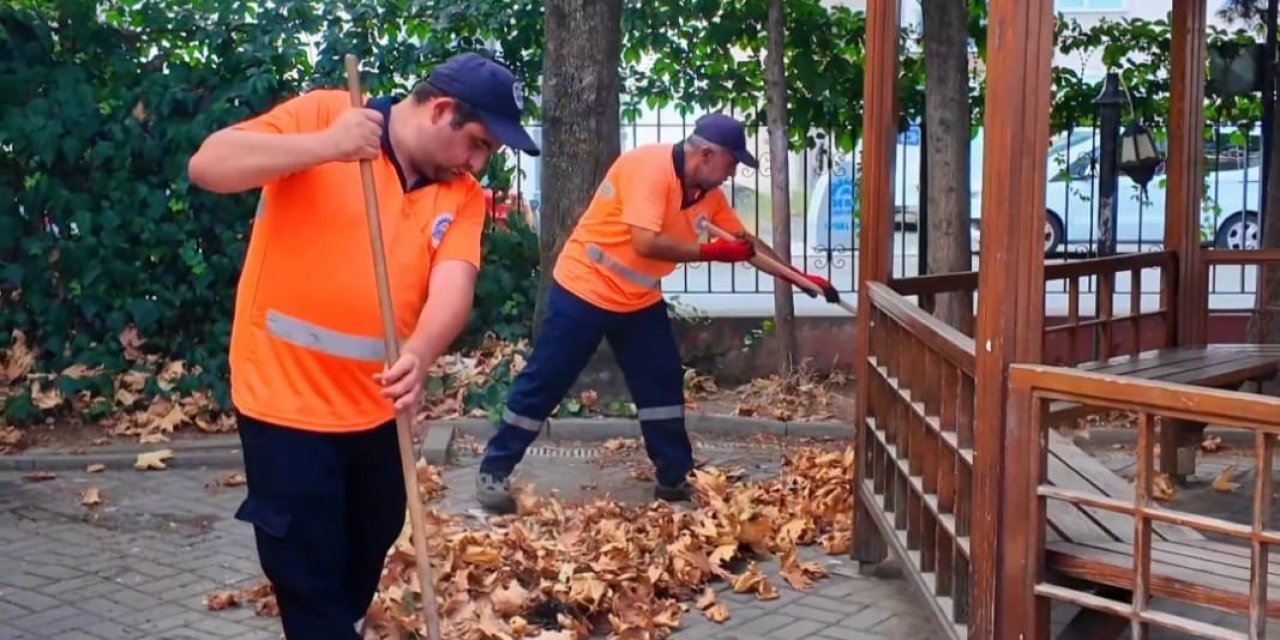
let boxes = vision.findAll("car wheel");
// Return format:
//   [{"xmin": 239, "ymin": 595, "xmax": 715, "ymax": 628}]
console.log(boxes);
[
  {"xmin": 1045, "ymin": 210, "xmax": 1065, "ymax": 254},
  {"xmin": 1215, "ymin": 211, "xmax": 1260, "ymax": 250}
]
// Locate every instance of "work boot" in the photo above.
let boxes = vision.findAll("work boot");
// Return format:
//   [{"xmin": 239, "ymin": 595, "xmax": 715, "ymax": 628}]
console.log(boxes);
[
  {"xmin": 476, "ymin": 472, "xmax": 516, "ymax": 514},
  {"xmin": 654, "ymin": 480, "xmax": 693, "ymax": 503}
]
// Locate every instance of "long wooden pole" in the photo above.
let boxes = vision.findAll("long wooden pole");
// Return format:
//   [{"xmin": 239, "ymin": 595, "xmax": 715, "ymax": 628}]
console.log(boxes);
[
  {"xmin": 343, "ymin": 54, "xmax": 443, "ymax": 640},
  {"xmin": 970, "ymin": 0, "xmax": 1054, "ymax": 636}
]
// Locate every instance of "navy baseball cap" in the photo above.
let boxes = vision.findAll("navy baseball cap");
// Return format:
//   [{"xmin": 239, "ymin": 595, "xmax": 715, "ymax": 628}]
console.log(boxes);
[
  {"xmin": 426, "ymin": 52, "xmax": 540, "ymax": 156},
  {"xmin": 693, "ymin": 113, "xmax": 758, "ymax": 169}
]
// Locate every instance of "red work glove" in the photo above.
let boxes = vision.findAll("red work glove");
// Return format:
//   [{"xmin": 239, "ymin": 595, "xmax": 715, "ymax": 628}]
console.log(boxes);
[
  {"xmin": 698, "ymin": 237, "xmax": 755, "ymax": 263},
  {"xmin": 792, "ymin": 267, "xmax": 841, "ymax": 304}
]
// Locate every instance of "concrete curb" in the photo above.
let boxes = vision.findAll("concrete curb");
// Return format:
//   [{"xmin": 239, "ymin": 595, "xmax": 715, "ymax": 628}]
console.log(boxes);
[
  {"xmin": 442, "ymin": 414, "xmax": 855, "ymax": 442},
  {"xmin": 0, "ymin": 415, "xmax": 851, "ymax": 472},
  {"xmin": 0, "ymin": 435, "xmax": 246, "ymax": 472}
]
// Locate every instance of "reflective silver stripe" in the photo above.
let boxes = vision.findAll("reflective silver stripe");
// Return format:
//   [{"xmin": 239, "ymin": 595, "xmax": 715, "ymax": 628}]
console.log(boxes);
[
  {"xmin": 503, "ymin": 408, "xmax": 545, "ymax": 432},
  {"xmin": 585, "ymin": 244, "xmax": 661, "ymax": 289},
  {"xmin": 265, "ymin": 309, "xmax": 386, "ymax": 362},
  {"xmin": 254, "ymin": 195, "xmax": 264, "ymax": 220},
  {"xmin": 637, "ymin": 405, "xmax": 685, "ymax": 422}
]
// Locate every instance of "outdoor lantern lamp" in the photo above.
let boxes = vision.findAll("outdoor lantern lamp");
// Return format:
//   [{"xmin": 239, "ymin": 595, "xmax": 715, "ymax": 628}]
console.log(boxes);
[{"xmin": 1118, "ymin": 121, "xmax": 1163, "ymax": 193}]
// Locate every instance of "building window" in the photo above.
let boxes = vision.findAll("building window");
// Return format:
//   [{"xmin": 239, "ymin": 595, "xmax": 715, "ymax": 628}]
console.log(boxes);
[{"xmin": 1056, "ymin": 0, "xmax": 1126, "ymax": 11}]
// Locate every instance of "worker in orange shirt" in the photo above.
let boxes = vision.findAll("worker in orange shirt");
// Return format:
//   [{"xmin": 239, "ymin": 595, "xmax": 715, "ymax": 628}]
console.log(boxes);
[
  {"xmin": 187, "ymin": 52, "xmax": 539, "ymax": 639},
  {"xmin": 476, "ymin": 113, "xmax": 840, "ymax": 514}
]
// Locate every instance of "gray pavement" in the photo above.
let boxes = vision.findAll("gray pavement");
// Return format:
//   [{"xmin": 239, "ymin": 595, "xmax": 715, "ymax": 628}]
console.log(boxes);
[{"xmin": 0, "ymin": 434, "xmax": 939, "ymax": 640}]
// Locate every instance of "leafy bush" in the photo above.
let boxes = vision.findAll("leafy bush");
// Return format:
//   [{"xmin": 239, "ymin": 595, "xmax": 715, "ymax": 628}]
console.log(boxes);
[{"xmin": 0, "ymin": 1, "xmax": 540, "ymax": 423}]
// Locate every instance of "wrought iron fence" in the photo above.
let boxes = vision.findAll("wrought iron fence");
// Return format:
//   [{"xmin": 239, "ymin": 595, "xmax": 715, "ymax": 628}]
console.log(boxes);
[{"xmin": 486, "ymin": 110, "xmax": 1271, "ymax": 316}]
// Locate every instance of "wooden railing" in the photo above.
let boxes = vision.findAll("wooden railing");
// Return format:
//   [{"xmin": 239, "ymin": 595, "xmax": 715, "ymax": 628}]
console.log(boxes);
[
  {"xmin": 889, "ymin": 252, "xmax": 1177, "ymax": 365},
  {"xmin": 857, "ymin": 281, "xmax": 976, "ymax": 639},
  {"xmin": 1005, "ymin": 364, "xmax": 1279, "ymax": 639},
  {"xmin": 1203, "ymin": 249, "xmax": 1280, "ymax": 343}
]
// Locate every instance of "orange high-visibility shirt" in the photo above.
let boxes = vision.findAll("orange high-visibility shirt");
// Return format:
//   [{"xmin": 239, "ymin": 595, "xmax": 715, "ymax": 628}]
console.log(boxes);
[
  {"xmin": 552, "ymin": 143, "xmax": 746, "ymax": 312},
  {"xmin": 225, "ymin": 89, "xmax": 486, "ymax": 432}
]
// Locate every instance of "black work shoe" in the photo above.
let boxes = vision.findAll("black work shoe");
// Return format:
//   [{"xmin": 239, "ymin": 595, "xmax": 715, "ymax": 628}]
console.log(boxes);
[
  {"xmin": 476, "ymin": 472, "xmax": 517, "ymax": 514},
  {"xmin": 654, "ymin": 480, "xmax": 693, "ymax": 502}
]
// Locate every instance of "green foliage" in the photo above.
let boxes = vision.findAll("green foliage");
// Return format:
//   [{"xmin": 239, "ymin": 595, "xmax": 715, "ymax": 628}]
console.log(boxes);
[
  {"xmin": 0, "ymin": 0, "xmax": 541, "ymax": 421},
  {"xmin": 462, "ymin": 215, "xmax": 540, "ymax": 349}
]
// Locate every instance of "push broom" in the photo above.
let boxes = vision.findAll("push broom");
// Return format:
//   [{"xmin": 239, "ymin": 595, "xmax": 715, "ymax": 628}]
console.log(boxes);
[
  {"xmin": 343, "ymin": 54, "xmax": 444, "ymax": 640},
  {"xmin": 702, "ymin": 220, "xmax": 857, "ymax": 315}
]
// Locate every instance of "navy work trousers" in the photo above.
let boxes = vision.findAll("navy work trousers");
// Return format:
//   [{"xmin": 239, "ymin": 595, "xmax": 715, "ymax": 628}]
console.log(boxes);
[
  {"xmin": 480, "ymin": 281, "xmax": 694, "ymax": 487},
  {"xmin": 234, "ymin": 412, "xmax": 406, "ymax": 640}
]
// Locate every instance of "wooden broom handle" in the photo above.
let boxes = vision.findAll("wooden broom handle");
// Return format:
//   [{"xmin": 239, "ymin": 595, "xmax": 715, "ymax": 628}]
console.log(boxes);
[{"xmin": 344, "ymin": 54, "xmax": 443, "ymax": 640}]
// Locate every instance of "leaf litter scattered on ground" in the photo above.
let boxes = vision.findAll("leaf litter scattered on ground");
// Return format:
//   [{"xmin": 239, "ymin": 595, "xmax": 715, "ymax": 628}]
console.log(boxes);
[{"xmin": 209, "ymin": 446, "xmax": 856, "ymax": 639}]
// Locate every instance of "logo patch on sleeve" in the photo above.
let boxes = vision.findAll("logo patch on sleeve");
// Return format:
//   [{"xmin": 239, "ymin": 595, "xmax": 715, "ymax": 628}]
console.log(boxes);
[{"xmin": 431, "ymin": 213, "xmax": 454, "ymax": 249}]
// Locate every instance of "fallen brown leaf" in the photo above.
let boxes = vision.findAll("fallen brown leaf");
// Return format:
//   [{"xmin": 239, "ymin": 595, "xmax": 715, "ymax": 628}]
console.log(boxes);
[
  {"xmin": 134, "ymin": 449, "xmax": 174, "ymax": 471},
  {"xmin": 1212, "ymin": 465, "xmax": 1241, "ymax": 493},
  {"xmin": 81, "ymin": 486, "xmax": 103, "ymax": 507},
  {"xmin": 86, "ymin": 463, "xmax": 105, "ymax": 473},
  {"xmin": 1152, "ymin": 473, "xmax": 1176, "ymax": 501},
  {"xmin": 24, "ymin": 471, "xmax": 56, "ymax": 482}
]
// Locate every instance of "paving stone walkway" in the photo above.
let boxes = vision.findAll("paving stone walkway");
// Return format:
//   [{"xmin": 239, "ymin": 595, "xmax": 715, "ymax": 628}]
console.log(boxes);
[{"xmin": 0, "ymin": 434, "xmax": 939, "ymax": 640}]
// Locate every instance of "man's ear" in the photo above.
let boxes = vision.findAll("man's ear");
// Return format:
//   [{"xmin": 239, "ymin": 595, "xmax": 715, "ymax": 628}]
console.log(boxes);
[{"xmin": 427, "ymin": 97, "xmax": 454, "ymax": 125}]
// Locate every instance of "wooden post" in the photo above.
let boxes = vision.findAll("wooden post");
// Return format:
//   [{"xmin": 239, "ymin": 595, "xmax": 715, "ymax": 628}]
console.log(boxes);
[
  {"xmin": 969, "ymin": 0, "xmax": 1054, "ymax": 637},
  {"xmin": 851, "ymin": 0, "xmax": 898, "ymax": 569},
  {"xmin": 1165, "ymin": 0, "xmax": 1208, "ymax": 347},
  {"xmin": 1161, "ymin": 0, "xmax": 1209, "ymax": 484}
]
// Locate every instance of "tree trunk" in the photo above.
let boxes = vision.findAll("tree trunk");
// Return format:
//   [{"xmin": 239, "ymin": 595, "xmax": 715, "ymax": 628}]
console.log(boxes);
[
  {"xmin": 536, "ymin": 0, "xmax": 625, "ymax": 398},
  {"xmin": 922, "ymin": 0, "xmax": 974, "ymax": 333},
  {"xmin": 765, "ymin": 0, "xmax": 798, "ymax": 373},
  {"xmin": 535, "ymin": 0, "xmax": 622, "ymax": 333}
]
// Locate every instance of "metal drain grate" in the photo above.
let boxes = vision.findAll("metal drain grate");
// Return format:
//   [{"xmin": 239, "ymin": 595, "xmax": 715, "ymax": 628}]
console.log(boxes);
[
  {"xmin": 522, "ymin": 440, "xmax": 763, "ymax": 459},
  {"xmin": 525, "ymin": 445, "xmax": 602, "ymax": 458}
]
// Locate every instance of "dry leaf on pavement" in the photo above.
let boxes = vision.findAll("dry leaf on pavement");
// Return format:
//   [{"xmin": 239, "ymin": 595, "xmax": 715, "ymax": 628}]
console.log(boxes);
[
  {"xmin": 134, "ymin": 449, "xmax": 174, "ymax": 471},
  {"xmin": 81, "ymin": 486, "xmax": 103, "ymax": 507},
  {"xmin": 86, "ymin": 463, "xmax": 105, "ymax": 473},
  {"xmin": 23, "ymin": 471, "xmax": 56, "ymax": 482}
]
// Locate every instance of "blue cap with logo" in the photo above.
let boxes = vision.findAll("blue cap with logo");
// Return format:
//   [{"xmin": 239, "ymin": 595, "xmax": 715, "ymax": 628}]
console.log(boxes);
[
  {"xmin": 427, "ymin": 52, "xmax": 540, "ymax": 157},
  {"xmin": 692, "ymin": 113, "xmax": 758, "ymax": 169}
]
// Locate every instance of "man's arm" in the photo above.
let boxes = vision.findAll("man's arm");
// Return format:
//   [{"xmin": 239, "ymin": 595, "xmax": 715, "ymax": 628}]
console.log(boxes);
[
  {"xmin": 188, "ymin": 129, "xmax": 337, "ymax": 194},
  {"xmin": 187, "ymin": 92, "xmax": 382, "ymax": 194},
  {"xmin": 400, "ymin": 261, "xmax": 478, "ymax": 368}
]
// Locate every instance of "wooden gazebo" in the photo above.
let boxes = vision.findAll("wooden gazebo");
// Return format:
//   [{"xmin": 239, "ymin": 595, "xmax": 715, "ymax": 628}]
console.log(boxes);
[{"xmin": 851, "ymin": 1, "xmax": 1280, "ymax": 638}]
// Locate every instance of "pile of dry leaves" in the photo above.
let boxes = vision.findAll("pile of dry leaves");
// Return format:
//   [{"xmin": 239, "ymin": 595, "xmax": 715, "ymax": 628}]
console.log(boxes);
[
  {"xmin": 0, "ymin": 328, "xmax": 234, "ymax": 444},
  {"xmin": 729, "ymin": 367, "xmax": 850, "ymax": 422},
  {"xmin": 209, "ymin": 446, "xmax": 855, "ymax": 639}
]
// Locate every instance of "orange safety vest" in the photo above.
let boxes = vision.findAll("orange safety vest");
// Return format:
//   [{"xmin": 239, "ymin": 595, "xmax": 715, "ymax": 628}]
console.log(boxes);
[
  {"xmin": 552, "ymin": 143, "xmax": 746, "ymax": 313},
  {"xmin": 225, "ymin": 90, "xmax": 486, "ymax": 433}
]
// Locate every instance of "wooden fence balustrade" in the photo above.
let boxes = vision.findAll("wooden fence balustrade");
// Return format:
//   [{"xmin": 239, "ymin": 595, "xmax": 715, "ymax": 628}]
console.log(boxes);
[
  {"xmin": 1006, "ymin": 364, "xmax": 1279, "ymax": 639},
  {"xmin": 888, "ymin": 252, "xmax": 1177, "ymax": 365},
  {"xmin": 857, "ymin": 281, "xmax": 975, "ymax": 639},
  {"xmin": 1203, "ymin": 249, "xmax": 1280, "ymax": 341}
]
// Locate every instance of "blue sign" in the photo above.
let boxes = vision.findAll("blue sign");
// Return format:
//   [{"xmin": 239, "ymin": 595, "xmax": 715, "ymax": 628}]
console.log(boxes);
[{"xmin": 815, "ymin": 168, "xmax": 859, "ymax": 250}]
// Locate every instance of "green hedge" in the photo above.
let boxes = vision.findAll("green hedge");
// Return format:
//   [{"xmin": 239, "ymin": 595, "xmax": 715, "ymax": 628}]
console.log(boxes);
[{"xmin": 0, "ymin": 2, "xmax": 538, "ymax": 424}]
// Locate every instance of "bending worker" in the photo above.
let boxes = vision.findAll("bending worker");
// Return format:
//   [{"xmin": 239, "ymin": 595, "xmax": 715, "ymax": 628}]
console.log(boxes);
[
  {"xmin": 476, "ymin": 113, "xmax": 840, "ymax": 514},
  {"xmin": 187, "ymin": 53, "xmax": 539, "ymax": 639}
]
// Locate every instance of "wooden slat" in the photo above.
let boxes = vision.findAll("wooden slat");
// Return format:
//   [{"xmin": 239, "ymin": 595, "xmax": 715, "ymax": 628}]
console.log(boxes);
[
  {"xmin": 1035, "ymin": 583, "xmax": 1249, "ymax": 640},
  {"xmin": 868, "ymin": 282, "xmax": 975, "ymax": 371},
  {"xmin": 1011, "ymin": 365, "xmax": 1280, "ymax": 434},
  {"xmin": 1046, "ymin": 542, "xmax": 1280, "ymax": 618},
  {"xmin": 1045, "ymin": 431, "xmax": 1203, "ymax": 542}
]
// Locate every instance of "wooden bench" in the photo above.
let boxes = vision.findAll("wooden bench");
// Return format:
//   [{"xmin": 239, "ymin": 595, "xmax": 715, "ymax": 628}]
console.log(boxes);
[
  {"xmin": 1048, "ymin": 344, "xmax": 1280, "ymax": 480},
  {"xmin": 1041, "ymin": 431, "xmax": 1280, "ymax": 638}
]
